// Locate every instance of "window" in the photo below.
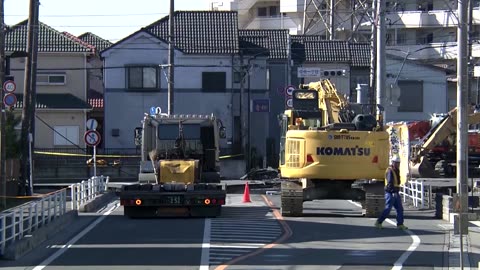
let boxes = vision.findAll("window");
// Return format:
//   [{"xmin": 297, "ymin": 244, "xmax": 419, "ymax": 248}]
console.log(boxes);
[
  {"xmin": 202, "ymin": 72, "xmax": 226, "ymax": 92},
  {"xmin": 269, "ymin": 6, "xmax": 279, "ymax": 17},
  {"xmin": 54, "ymin": 126, "xmax": 79, "ymax": 146},
  {"xmin": 398, "ymin": 80, "xmax": 423, "ymax": 112},
  {"xmin": 37, "ymin": 74, "xmax": 66, "ymax": 85},
  {"xmin": 258, "ymin": 7, "xmax": 267, "ymax": 16},
  {"xmin": 233, "ymin": 72, "xmax": 242, "ymax": 84},
  {"xmin": 126, "ymin": 66, "xmax": 160, "ymax": 89}
]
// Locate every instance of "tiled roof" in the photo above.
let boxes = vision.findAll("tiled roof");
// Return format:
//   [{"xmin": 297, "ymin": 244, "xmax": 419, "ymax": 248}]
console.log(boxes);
[
  {"xmin": 292, "ymin": 36, "xmax": 350, "ymax": 63},
  {"xmin": 349, "ymin": 43, "xmax": 371, "ymax": 67},
  {"xmin": 291, "ymin": 35, "xmax": 370, "ymax": 66},
  {"xmin": 239, "ymin": 29, "xmax": 289, "ymax": 59},
  {"xmin": 6, "ymin": 20, "xmax": 94, "ymax": 53},
  {"xmin": 144, "ymin": 11, "xmax": 239, "ymax": 54},
  {"xmin": 78, "ymin": 32, "xmax": 113, "ymax": 52},
  {"xmin": 14, "ymin": 94, "xmax": 92, "ymax": 109}
]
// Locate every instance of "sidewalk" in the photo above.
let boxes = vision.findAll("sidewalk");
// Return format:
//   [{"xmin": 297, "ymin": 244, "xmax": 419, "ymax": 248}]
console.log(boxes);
[{"xmin": 447, "ymin": 221, "xmax": 480, "ymax": 269}]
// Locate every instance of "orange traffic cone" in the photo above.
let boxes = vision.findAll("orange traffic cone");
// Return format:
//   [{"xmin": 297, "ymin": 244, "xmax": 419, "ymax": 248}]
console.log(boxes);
[{"xmin": 242, "ymin": 182, "xmax": 251, "ymax": 203}]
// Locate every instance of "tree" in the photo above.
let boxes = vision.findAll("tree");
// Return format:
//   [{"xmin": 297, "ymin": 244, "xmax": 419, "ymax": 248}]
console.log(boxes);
[{"xmin": 5, "ymin": 111, "xmax": 21, "ymax": 159}]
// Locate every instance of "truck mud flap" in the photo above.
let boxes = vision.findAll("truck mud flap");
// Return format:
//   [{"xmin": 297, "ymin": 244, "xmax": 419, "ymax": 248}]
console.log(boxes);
[{"xmin": 281, "ymin": 181, "xmax": 303, "ymax": 217}]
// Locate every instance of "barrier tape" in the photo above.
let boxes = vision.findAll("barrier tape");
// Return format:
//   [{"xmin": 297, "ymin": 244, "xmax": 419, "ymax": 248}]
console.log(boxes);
[
  {"xmin": 34, "ymin": 151, "xmax": 244, "ymax": 160},
  {"xmin": 34, "ymin": 151, "xmax": 140, "ymax": 158}
]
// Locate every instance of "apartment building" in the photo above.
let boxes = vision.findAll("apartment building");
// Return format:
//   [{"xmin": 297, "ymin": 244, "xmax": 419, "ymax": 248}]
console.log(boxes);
[{"xmin": 211, "ymin": 0, "xmax": 480, "ymax": 106}]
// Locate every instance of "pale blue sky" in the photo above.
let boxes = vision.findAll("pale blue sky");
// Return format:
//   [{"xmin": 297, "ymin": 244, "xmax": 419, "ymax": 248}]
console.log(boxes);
[{"xmin": 5, "ymin": 0, "xmax": 211, "ymax": 42}]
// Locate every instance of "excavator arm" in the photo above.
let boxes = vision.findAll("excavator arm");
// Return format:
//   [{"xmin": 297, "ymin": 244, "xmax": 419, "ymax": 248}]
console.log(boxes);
[
  {"xmin": 410, "ymin": 106, "xmax": 480, "ymax": 177},
  {"xmin": 299, "ymin": 79, "xmax": 350, "ymax": 125}
]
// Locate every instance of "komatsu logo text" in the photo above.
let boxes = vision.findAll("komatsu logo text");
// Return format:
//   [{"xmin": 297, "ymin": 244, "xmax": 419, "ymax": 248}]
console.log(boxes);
[{"xmin": 316, "ymin": 146, "xmax": 371, "ymax": 156}]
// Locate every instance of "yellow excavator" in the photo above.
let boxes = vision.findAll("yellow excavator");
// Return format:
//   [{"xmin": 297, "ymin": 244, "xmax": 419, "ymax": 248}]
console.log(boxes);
[{"xmin": 278, "ymin": 79, "xmax": 392, "ymax": 217}]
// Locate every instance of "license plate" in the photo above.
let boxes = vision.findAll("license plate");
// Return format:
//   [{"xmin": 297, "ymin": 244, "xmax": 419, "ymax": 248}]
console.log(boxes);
[{"xmin": 165, "ymin": 196, "xmax": 183, "ymax": 205}]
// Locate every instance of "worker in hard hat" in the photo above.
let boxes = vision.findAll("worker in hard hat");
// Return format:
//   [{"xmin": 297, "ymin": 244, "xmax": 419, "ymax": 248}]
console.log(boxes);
[{"xmin": 375, "ymin": 155, "xmax": 408, "ymax": 230}]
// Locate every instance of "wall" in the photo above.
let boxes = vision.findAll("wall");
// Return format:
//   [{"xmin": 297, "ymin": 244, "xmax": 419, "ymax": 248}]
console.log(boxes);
[
  {"xmin": 9, "ymin": 53, "xmax": 88, "ymax": 101},
  {"xmin": 103, "ymin": 32, "xmax": 237, "ymax": 151},
  {"xmin": 384, "ymin": 57, "xmax": 447, "ymax": 122},
  {"xmin": 14, "ymin": 110, "xmax": 88, "ymax": 148}
]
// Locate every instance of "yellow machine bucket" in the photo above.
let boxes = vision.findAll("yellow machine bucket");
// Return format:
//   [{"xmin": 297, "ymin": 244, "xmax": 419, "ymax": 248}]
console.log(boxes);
[{"xmin": 158, "ymin": 160, "xmax": 198, "ymax": 184}]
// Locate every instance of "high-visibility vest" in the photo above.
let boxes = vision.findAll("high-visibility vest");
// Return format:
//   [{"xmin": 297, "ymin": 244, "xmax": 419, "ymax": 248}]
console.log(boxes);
[{"xmin": 385, "ymin": 167, "xmax": 400, "ymax": 187}]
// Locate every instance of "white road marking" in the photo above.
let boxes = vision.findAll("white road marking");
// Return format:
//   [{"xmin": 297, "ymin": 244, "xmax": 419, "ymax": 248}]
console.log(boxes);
[
  {"xmin": 347, "ymin": 200, "xmax": 421, "ymax": 270},
  {"xmin": 199, "ymin": 218, "xmax": 211, "ymax": 270},
  {"xmin": 32, "ymin": 203, "xmax": 119, "ymax": 270}
]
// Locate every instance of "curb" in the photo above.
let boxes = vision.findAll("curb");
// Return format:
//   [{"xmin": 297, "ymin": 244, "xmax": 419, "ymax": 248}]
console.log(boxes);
[
  {"xmin": 78, "ymin": 192, "xmax": 116, "ymax": 212},
  {"xmin": 1, "ymin": 211, "xmax": 78, "ymax": 260}
]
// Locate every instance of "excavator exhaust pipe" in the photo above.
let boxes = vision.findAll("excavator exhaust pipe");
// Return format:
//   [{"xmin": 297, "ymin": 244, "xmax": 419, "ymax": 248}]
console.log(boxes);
[{"xmin": 409, "ymin": 157, "xmax": 439, "ymax": 178}]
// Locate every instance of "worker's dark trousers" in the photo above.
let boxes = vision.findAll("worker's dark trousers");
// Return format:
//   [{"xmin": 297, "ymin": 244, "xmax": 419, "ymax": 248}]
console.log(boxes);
[{"xmin": 377, "ymin": 191, "xmax": 404, "ymax": 226}]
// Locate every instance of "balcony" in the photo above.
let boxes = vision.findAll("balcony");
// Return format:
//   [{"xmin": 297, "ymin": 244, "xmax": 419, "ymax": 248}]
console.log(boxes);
[
  {"xmin": 386, "ymin": 42, "xmax": 480, "ymax": 60},
  {"xmin": 244, "ymin": 16, "xmax": 299, "ymax": 31},
  {"xmin": 389, "ymin": 9, "xmax": 480, "ymax": 29}
]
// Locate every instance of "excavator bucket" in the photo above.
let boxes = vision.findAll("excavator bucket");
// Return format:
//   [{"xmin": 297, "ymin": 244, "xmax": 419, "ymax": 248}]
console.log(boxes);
[{"xmin": 409, "ymin": 156, "xmax": 438, "ymax": 178}]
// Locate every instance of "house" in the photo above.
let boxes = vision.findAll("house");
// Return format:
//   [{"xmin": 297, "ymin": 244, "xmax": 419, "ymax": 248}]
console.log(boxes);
[
  {"xmin": 78, "ymin": 32, "xmax": 113, "ymax": 149},
  {"xmin": 238, "ymin": 29, "xmax": 289, "ymax": 167},
  {"xmin": 290, "ymin": 36, "xmax": 448, "ymax": 122},
  {"xmin": 101, "ymin": 11, "xmax": 247, "ymax": 158},
  {"xmin": 6, "ymin": 20, "xmax": 94, "ymax": 149}
]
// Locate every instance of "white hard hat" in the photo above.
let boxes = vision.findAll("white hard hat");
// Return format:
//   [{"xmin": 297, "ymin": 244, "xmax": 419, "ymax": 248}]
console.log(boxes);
[{"xmin": 391, "ymin": 155, "xmax": 401, "ymax": 163}]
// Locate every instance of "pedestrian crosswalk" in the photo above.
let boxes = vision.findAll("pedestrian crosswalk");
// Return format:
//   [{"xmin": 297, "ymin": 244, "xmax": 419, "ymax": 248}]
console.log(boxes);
[{"xmin": 208, "ymin": 197, "xmax": 283, "ymax": 267}]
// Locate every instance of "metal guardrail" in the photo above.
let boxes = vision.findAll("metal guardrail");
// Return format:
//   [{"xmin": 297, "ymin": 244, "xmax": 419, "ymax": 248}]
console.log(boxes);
[
  {"xmin": 0, "ymin": 175, "xmax": 109, "ymax": 256},
  {"xmin": 70, "ymin": 176, "xmax": 108, "ymax": 210},
  {"xmin": 0, "ymin": 188, "xmax": 67, "ymax": 255}
]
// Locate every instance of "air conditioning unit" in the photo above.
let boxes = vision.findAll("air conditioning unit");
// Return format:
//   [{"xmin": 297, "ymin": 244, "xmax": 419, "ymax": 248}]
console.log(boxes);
[{"xmin": 322, "ymin": 69, "xmax": 346, "ymax": 77}]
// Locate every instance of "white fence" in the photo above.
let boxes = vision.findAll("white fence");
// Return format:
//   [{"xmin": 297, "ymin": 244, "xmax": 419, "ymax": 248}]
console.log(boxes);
[
  {"xmin": 0, "ymin": 175, "xmax": 109, "ymax": 256},
  {"xmin": 0, "ymin": 188, "xmax": 67, "ymax": 255},
  {"xmin": 70, "ymin": 176, "xmax": 108, "ymax": 210},
  {"xmin": 399, "ymin": 178, "xmax": 477, "ymax": 209}
]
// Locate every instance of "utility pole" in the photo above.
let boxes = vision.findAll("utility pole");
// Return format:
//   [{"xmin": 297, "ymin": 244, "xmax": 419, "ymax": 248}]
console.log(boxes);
[
  {"xmin": 457, "ymin": 0, "xmax": 469, "ymax": 268},
  {"xmin": 375, "ymin": 0, "xmax": 385, "ymax": 124},
  {"xmin": 0, "ymin": 0, "xmax": 6, "ymax": 209},
  {"xmin": 27, "ymin": 0, "xmax": 39, "ymax": 195},
  {"xmin": 168, "ymin": 0, "xmax": 174, "ymax": 115},
  {"xmin": 20, "ymin": 0, "xmax": 36, "ymax": 196},
  {"xmin": 369, "ymin": 0, "xmax": 377, "ymax": 114},
  {"xmin": 329, "ymin": 0, "xmax": 334, "ymax": 40},
  {"xmin": 467, "ymin": 0, "xmax": 473, "ymax": 103}
]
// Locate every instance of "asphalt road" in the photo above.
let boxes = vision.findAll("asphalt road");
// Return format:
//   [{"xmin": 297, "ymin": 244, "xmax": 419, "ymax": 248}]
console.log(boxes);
[{"xmin": 0, "ymin": 194, "xmax": 462, "ymax": 270}]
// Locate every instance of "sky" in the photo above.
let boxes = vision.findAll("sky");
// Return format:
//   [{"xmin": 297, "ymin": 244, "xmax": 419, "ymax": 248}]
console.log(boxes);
[{"xmin": 5, "ymin": 0, "xmax": 212, "ymax": 42}]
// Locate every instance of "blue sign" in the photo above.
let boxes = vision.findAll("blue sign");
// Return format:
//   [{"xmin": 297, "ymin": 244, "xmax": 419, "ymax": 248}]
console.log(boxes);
[
  {"xmin": 149, "ymin": 106, "xmax": 162, "ymax": 115},
  {"xmin": 251, "ymin": 99, "xmax": 270, "ymax": 113}
]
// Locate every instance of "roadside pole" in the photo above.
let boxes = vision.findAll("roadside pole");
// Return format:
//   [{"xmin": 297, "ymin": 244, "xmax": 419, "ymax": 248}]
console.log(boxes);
[
  {"xmin": 0, "ymin": 0, "xmax": 6, "ymax": 209},
  {"xmin": 457, "ymin": 0, "xmax": 469, "ymax": 268},
  {"xmin": 375, "ymin": 0, "xmax": 386, "ymax": 125}
]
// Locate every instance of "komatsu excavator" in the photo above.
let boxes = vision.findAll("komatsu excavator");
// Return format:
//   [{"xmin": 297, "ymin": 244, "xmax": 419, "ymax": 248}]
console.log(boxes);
[{"xmin": 278, "ymin": 79, "xmax": 392, "ymax": 217}]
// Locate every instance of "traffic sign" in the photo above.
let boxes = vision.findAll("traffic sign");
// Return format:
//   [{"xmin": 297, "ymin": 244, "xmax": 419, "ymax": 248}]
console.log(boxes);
[
  {"xmin": 150, "ymin": 106, "xmax": 162, "ymax": 115},
  {"xmin": 3, "ymin": 80, "xmax": 16, "ymax": 93},
  {"xmin": 286, "ymin": 98, "xmax": 293, "ymax": 108},
  {"xmin": 86, "ymin": 118, "xmax": 98, "ymax": 130},
  {"xmin": 3, "ymin": 93, "xmax": 17, "ymax": 107},
  {"xmin": 84, "ymin": 130, "xmax": 101, "ymax": 147},
  {"xmin": 285, "ymin": 85, "xmax": 295, "ymax": 96}
]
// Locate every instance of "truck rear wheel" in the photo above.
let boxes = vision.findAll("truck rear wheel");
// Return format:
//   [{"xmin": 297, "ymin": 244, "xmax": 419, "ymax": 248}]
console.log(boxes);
[{"xmin": 280, "ymin": 181, "xmax": 304, "ymax": 217}]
